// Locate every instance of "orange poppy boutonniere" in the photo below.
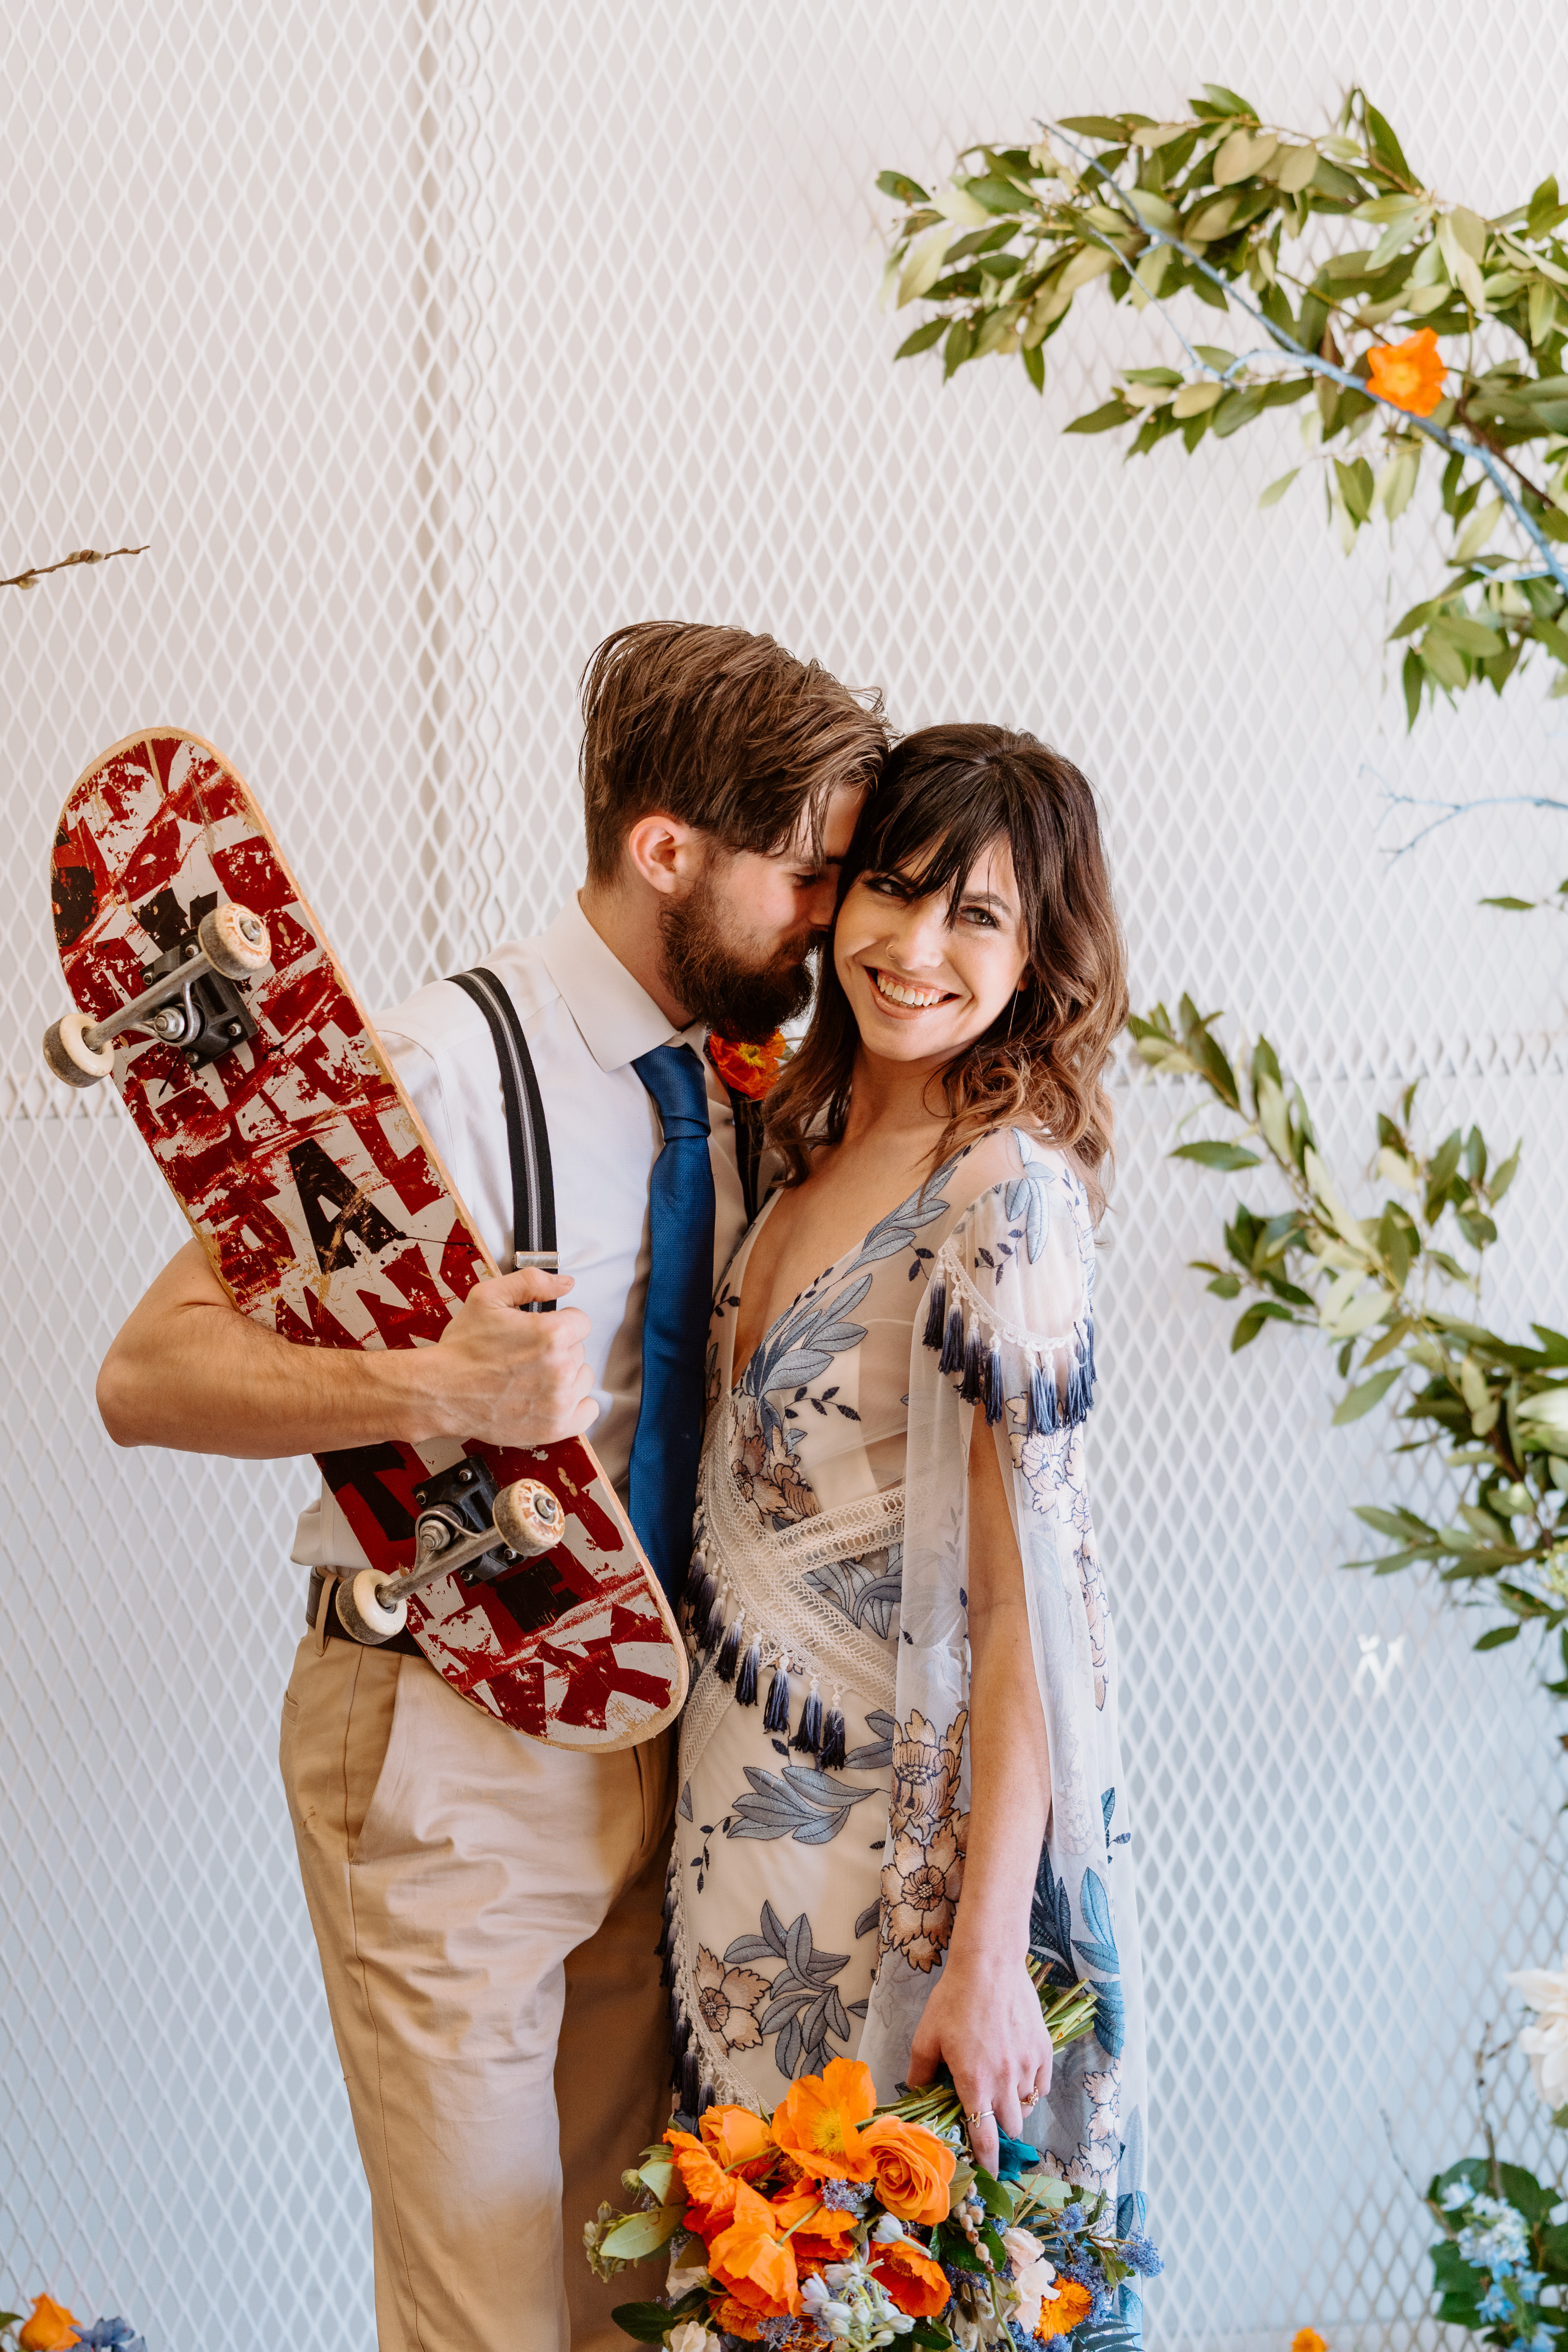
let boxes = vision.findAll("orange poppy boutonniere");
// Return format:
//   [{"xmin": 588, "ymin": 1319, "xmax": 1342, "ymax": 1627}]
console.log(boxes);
[{"xmin": 709, "ymin": 1030, "xmax": 790, "ymax": 1101}]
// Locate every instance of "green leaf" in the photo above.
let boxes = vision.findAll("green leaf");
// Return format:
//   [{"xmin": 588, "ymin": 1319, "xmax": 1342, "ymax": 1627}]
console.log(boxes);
[
  {"xmin": 1361, "ymin": 100, "xmax": 1412, "ymax": 181},
  {"xmin": 1334, "ymin": 456, "xmax": 1375, "ymax": 524},
  {"xmin": 1480, "ymin": 895, "xmax": 1536, "ymax": 911},
  {"xmin": 1232, "ymin": 1299, "xmax": 1295, "ymax": 1351},
  {"xmin": 943, "ymin": 319, "xmax": 975, "ymax": 381},
  {"xmin": 1022, "ymin": 340, "xmax": 1045, "ymax": 393},
  {"xmin": 1201, "ymin": 84, "xmax": 1256, "ymax": 117},
  {"xmin": 1058, "ymin": 115, "xmax": 1130, "ymax": 141},
  {"xmin": 1211, "ymin": 387, "xmax": 1265, "ymax": 439},
  {"xmin": 611, "ymin": 2304, "xmax": 689, "ymax": 2344},
  {"xmin": 1259, "ymin": 468, "xmax": 1299, "ymax": 510},
  {"xmin": 894, "ymin": 316, "xmax": 947, "ymax": 359},
  {"xmin": 1171, "ymin": 1140, "xmax": 1264, "ymax": 1171},
  {"xmin": 1354, "ymin": 1504, "xmax": 1437, "ymax": 1540},
  {"xmin": 962, "ymin": 173, "xmax": 1034, "ymax": 216},
  {"xmin": 877, "ymin": 171, "xmax": 932, "ymax": 204},
  {"xmin": 1402, "ymin": 647, "xmax": 1424, "ymax": 729},
  {"xmin": 599, "ymin": 2206, "xmax": 685, "ymax": 2261},
  {"xmin": 1332, "ymin": 1367, "xmax": 1401, "ymax": 1424},
  {"xmin": 1064, "ymin": 399, "xmax": 1133, "ymax": 435},
  {"xmin": 1474, "ymin": 1622, "xmax": 1522, "ymax": 1650}
]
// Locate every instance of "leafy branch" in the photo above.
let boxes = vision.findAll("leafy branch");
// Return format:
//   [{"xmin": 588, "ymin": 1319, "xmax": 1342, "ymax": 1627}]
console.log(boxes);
[
  {"xmin": 2, "ymin": 544, "xmax": 149, "ymax": 591},
  {"xmin": 878, "ymin": 83, "xmax": 1568, "ymax": 724},
  {"xmin": 1130, "ymin": 997, "xmax": 1568, "ymax": 1709}
]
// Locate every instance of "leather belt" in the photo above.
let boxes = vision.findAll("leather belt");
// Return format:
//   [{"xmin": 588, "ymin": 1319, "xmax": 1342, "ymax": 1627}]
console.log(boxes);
[{"xmin": 306, "ymin": 1568, "xmax": 422, "ymax": 1659}]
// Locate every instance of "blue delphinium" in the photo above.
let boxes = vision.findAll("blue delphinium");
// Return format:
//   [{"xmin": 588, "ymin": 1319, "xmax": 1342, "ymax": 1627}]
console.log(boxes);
[
  {"xmin": 1457, "ymin": 2193, "xmax": 1531, "ymax": 2275},
  {"xmin": 72, "ymin": 2323, "xmax": 146, "ymax": 2352}
]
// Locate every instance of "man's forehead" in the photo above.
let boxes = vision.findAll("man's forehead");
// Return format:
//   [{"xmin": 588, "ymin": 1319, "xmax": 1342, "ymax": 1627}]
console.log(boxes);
[{"xmin": 780, "ymin": 780, "xmax": 866, "ymax": 863}]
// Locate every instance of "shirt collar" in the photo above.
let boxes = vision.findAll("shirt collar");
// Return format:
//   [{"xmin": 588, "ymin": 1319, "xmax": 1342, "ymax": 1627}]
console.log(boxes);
[{"xmin": 538, "ymin": 891, "xmax": 707, "ymax": 1073}]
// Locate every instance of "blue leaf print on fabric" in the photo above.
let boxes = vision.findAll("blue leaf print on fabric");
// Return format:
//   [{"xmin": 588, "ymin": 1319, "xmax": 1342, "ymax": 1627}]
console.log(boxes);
[
  {"xmin": 1003, "ymin": 1147, "xmax": 1057, "ymax": 1264},
  {"xmin": 723, "ymin": 1902, "xmax": 857, "ymax": 2079},
  {"xmin": 845, "ymin": 1709, "xmax": 898, "ymax": 1771},
  {"xmin": 727, "ymin": 1763, "xmax": 880, "ymax": 1844},
  {"xmin": 1071, "ymin": 1867, "xmax": 1121, "ymax": 1977},
  {"xmin": 1088, "ymin": 1974, "xmax": 1126, "ymax": 2059},
  {"xmin": 803, "ymin": 1548, "xmax": 903, "ymax": 1639},
  {"xmin": 1029, "ymin": 1840, "xmax": 1077, "ymax": 1987}
]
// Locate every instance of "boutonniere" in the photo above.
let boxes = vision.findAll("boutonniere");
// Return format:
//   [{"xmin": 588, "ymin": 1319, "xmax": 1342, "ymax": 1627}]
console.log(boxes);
[{"xmin": 708, "ymin": 1030, "xmax": 790, "ymax": 1101}]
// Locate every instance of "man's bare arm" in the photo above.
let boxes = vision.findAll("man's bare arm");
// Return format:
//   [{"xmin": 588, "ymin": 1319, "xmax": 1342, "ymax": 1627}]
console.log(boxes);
[{"xmin": 96, "ymin": 1238, "xmax": 598, "ymax": 1459}]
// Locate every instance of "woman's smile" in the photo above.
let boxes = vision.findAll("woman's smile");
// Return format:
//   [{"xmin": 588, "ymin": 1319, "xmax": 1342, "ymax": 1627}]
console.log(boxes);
[{"xmin": 866, "ymin": 965, "xmax": 962, "ymax": 1013}]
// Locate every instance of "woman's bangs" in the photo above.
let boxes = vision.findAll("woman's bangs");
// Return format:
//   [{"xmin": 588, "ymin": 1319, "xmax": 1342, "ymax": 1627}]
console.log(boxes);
[{"xmin": 858, "ymin": 780, "xmax": 1010, "ymax": 922}]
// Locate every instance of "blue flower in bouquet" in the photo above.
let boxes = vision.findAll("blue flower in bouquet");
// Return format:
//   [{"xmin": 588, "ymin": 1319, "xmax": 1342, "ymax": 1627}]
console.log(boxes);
[
  {"xmin": 1440, "ymin": 2181, "xmax": 1473, "ymax": 2213},
  {"xmin": 72, "ymin": 2324, "xmax": 145, "ymax": 2352},
  {"xmin": 1478, "ymin": 2279, "xmax": 1516, "ymax": 2323},
  {"xmin": 1457, "ymin": 2193, "xmax": 1530, "ymax": 2275}
]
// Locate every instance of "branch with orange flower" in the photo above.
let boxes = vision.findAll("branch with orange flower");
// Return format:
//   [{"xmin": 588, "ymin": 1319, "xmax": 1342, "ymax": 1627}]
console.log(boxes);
[
  {"xmin": 586, "ymin": 2032, "xmax": 1157, "ymax": 2347},
  {"xmin": 877, "ymin": 83, "xmax": 1568, "ymax": 728}
]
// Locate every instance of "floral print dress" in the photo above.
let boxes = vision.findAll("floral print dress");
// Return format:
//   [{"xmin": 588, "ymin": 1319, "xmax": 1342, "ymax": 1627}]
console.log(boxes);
[{"xmin": 666, "ymin": 1128, "xmax": 1149, "ymax": 2342}]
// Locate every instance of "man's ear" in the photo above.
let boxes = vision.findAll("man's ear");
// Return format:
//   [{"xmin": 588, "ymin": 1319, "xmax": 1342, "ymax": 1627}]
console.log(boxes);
[{"xmin": 622, "ymin": 812, "xmax": 707, "ymax": 898}]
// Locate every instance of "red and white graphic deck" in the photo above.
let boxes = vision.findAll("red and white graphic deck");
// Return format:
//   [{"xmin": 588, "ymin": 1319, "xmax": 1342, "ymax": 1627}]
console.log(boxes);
[{"xmin": 52, "ymin": 727, "xmax": 686, "ymax": 1748}]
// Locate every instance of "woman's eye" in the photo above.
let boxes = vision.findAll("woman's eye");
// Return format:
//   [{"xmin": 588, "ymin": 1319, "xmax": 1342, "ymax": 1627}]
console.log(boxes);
[{"xmin": 959, "ymin": 904, "xmax": 998, "ymax": 928}]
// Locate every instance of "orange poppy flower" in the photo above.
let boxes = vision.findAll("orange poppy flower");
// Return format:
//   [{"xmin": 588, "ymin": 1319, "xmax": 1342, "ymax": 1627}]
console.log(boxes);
[
  {"xmin": 771, "ymin": 2057, "xmax": 878, "ymax": 2181},
  {"xmin": 709, "ymin": 1031, "xmax": 789, "ymax": 1101},
  {"xmin": 1367, "ymin": 327, "xmax": 1446, "ymax": 416},
  {"xmin": 870, "ymin": 2234, "xmax": 952, "ymax": 2317},
  {"xmin": 706, "ymin": 2208, "xmax": 800, "ymax": 2316},
  {"xmin": 19, "ymin": 2299, "xmax": 82, "ymax": 2352},
  {"xmin": 1034, "ymin": 2278, "xmax": 1095, "ymax": 2337},
  {"xmin": 710, "ymin": 2296, "xmax": 767, "ymax": 2341},
  {"xmin": 1292, "ymin": 2334, "xmax": 1328, "ymax": 2352},
  {"xmin": 666, "ymin": 2133, "xmax": 778, "ymax": 2239},
  {"xmin": 858, "ymin": 2114, "xmax": 955, "ymax": 2225}
]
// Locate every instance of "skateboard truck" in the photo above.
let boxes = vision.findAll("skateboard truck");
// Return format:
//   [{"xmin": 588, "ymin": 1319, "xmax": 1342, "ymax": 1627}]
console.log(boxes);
[
  {"xmin": 42, "ymin": 902, "xmax": 271, "ymax": 1087},
  {"xmin": 334, "ymin": 1474, "xmax": 565, "ymax": 1646}
]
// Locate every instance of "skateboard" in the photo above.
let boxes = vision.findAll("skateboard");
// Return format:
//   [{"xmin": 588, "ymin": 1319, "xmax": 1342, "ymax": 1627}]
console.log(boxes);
[{"xmin": 45, "ymin": 726, "xmax": 688, "ymax": 1749}]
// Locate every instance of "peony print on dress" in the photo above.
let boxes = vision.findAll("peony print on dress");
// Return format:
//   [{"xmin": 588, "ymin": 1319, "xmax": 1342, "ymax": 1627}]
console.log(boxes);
[{"xmin": 878, "ymin": 1710, "xmax": 969, "ymax": 1975}]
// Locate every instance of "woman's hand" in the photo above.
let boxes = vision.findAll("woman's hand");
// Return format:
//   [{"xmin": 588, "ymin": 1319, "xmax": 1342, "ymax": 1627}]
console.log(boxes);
[{"xmin": 904, "ymin": 1948, "xmax": 1053, "ymax": 2178}]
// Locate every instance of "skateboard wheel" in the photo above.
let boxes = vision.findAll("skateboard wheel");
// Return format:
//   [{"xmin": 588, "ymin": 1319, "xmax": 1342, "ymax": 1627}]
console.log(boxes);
[
  {"xmin": 198, "ymin": 902, "xmax": 271, "ymax": 978},
  {"xmin": 335, "ymin": 1568, "xmax": 409, "ymax": 1645},
  {"xmin": 42, "ymin": 1012, "xmax": 115, "ymax": 1086},
  {"xmin": 493, "ymin": 1477, "xmax": 564, "ymax": 1558}
]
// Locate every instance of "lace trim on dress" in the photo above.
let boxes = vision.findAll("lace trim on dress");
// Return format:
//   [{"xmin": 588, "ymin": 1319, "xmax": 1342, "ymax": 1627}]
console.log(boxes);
[
  {"xmin": 661, "ymin": 1855, "xmax": 773, "ymax": 2117},
  {"xmin": 919, "ymin": 1231, "xmax": 1094, "ymax": 1432}
]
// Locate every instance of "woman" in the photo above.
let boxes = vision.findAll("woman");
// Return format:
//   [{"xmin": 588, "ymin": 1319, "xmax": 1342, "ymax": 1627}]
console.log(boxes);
[{"xmin": 666, "ymin": 724, "xmax": 1145, "ymax": 2220}]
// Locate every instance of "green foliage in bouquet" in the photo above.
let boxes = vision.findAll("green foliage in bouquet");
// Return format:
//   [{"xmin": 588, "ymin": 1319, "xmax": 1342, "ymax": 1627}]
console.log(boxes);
[
  {"xmin": 877, "ymin": 84, "xmax": 1568, "ymax": 724},
  {"xmin": 1129, "ymin": 999, "xmax": 1568, "ymax": 1707}
]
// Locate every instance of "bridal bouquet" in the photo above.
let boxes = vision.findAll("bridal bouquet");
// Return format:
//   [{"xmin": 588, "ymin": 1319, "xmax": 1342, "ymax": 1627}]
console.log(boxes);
[{"xmin": 586, "ymin": 2041, "xmax": 1159, "ymax": 2348}]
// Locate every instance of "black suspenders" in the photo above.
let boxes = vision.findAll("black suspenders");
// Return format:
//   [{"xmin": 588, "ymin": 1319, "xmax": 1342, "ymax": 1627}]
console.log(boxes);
[
  {"xmin": 447, "ymin": 968, "xmax": 558, "ymax": 1310},
  {"xmin": 448, "ymin": 965, "xmax": 768, "ymax": 1298}
]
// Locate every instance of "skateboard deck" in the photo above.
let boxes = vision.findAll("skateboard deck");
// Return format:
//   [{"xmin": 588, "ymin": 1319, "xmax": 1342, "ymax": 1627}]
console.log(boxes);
[{"xmin": 49, "ymin": 726, "xmax": 688, "ymax": 1749}]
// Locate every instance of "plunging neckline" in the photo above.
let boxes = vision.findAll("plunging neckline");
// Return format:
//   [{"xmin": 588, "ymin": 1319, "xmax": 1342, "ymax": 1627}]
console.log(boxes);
[{"xmin": 727, "ymin": 1145, "xmax": 975, "ymax": 1394}]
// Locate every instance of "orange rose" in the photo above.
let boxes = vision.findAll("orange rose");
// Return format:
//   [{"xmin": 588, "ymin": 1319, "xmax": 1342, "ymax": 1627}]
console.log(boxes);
[
  {"xmin": 19, "ymin": 2298, "xmax": 82, "ymax": 2352},
  {"xmin": 706, "ymin": 2209, "xmax": 800, "ymax": 2316},
  {"xmin": 1034, "ymin": 2278, "xmax": 1095, "ymax": 2338},
  {"xmin": 858, "ymin": 2115, "xmax": 955, "ymax": 2225},
  {"xmin": 771, "ymin": 2057, "xmax": 878, "ymax": 2182},
  {"xmin": 701, "ymin": 2103, "xmax": 777, "ymax": 2178},
  {"xmin": 870, "ymin": 2234, "xmax": 951, "ymax": 2318},
  {"xmin": 1366, "ymin": 327, "xmax": 1446, "ymax": 417}
]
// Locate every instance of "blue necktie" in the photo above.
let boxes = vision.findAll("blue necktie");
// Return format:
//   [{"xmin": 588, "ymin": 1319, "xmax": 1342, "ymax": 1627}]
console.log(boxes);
[{"xmin": 628, "ymin": 1042, "xmax": 716, "ymax": 1601}]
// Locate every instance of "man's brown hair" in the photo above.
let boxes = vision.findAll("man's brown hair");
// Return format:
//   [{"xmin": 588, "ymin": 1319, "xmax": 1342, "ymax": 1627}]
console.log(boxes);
[{"xmin": 579, "ymin": 621, "xmax": 887, "ymax": 882}]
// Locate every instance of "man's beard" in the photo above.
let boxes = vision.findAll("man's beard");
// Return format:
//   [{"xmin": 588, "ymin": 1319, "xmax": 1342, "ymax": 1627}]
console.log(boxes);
[{"xmin": 659, "ymin": 870, "xmax": 818, "ymax": 1041}]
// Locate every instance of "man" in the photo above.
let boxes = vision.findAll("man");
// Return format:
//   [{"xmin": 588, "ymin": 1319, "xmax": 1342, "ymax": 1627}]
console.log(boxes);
[{"xmin": 96, "ymin": 620, "xmax": 886, "ymax": 2352}]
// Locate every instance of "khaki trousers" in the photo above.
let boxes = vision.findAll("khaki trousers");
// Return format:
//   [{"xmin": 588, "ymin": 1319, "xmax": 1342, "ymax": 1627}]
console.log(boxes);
[{"xmin": 279, "ymin": 1630, "xmax": 675, "ymax": 2352}]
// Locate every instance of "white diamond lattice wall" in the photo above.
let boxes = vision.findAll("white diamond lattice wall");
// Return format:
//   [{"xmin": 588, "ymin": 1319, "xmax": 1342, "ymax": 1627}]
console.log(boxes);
[{"xmin": 4, "ymin": 5, "xmax": 1566, "ymax": 2347}]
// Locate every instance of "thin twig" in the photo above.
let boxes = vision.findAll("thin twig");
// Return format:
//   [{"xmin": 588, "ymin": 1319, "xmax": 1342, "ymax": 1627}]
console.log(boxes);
[
  {"xmin": 1370, "ymin": 778, "xmax": 1568, "ymax": 859},
  {"xmin": 2, "ymin": 544, "xmax": 149, "ymax": 591}
]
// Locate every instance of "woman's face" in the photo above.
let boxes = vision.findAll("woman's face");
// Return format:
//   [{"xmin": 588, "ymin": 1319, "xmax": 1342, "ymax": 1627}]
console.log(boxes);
[{"xmin": 833, "ymin": 837, "xmax": 1031, "ymax": 1067}]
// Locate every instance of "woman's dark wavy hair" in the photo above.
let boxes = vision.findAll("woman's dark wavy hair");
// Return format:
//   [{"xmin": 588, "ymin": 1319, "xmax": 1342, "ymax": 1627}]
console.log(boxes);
[{"xmin": 764, "ymin": 723, "xmax": 1128, "ymax": 1208}]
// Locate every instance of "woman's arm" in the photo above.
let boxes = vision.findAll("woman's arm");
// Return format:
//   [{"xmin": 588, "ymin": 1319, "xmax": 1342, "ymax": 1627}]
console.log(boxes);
[{"xmin": 902, "ymin": 1417, "xmax": 1054, "ymax": 2175}]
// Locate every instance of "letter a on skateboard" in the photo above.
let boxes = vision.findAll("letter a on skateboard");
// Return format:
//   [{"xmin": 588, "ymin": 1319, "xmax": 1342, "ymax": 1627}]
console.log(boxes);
[{"xmin": 46, "ymin": 726, "xmax": 688, "ymax": 1748}]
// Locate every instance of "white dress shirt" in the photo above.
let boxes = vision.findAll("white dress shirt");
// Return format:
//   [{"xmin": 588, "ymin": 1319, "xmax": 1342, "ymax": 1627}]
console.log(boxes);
[{"xmin": 290, "ymin": 892, "xmax": 750, "ymax": 1570}]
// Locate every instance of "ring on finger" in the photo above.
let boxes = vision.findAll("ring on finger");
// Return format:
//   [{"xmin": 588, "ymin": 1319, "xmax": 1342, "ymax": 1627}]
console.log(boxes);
[
  {"xmin": 964, "ymin": 2105, "xmax": 994, "ymax": 2123},
  {"xmin": 1019, "ymin": 2087, "xmax": 1040, "ymax": 2110}
]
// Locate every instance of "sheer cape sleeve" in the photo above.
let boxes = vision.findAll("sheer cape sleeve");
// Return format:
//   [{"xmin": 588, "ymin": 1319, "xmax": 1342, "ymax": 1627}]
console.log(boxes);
[{"xmin": 856, "ymin": 1129, "xmax": 1148, "ymax": 2261}]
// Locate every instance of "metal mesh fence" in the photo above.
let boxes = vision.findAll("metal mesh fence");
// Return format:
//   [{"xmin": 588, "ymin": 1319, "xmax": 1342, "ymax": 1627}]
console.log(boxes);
[{"xmin": 4, "ymin": 2, "xmax": 1568, "ymax": 2343}]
